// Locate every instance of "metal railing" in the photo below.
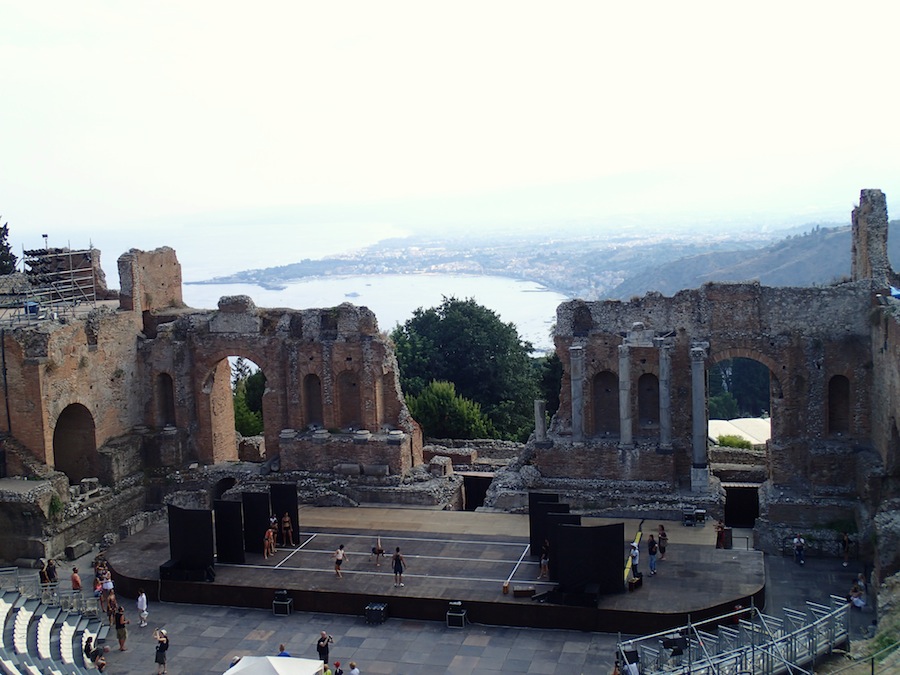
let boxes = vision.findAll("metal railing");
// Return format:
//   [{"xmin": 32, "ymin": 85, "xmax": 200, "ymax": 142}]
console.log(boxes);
[{"xmin": 617, "ymin": 595, "xmax": 850, "ymax": 675}]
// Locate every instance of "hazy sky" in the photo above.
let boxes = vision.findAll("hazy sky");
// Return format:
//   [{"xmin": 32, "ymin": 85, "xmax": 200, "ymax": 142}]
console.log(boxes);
[{"xmin": 2, "ymin": 2, "xmax": 899, "ymax": 278}]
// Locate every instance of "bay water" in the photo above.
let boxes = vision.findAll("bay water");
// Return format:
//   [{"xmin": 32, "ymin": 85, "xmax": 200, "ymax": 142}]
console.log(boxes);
[{"xmin": 182, "ymin": 274, "xmax": 568, "ymax": 353}]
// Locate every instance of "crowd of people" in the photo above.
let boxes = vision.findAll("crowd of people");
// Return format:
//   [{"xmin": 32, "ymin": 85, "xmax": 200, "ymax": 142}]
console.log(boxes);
[{"xmin": 65, "ymin": 555, "xmax": 157, "ymax": 671}]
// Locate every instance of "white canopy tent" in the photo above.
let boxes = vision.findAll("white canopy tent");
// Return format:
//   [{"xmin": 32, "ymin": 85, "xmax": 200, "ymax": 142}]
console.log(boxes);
[{"xmin": 225, "ymin": 656, "xmax": 325, "ymax": 675}]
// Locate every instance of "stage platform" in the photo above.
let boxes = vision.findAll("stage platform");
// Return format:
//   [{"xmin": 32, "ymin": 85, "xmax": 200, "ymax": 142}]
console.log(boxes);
[{"xmin": 107, "ymin": 506, "xmax": 764, "ymax": 634}]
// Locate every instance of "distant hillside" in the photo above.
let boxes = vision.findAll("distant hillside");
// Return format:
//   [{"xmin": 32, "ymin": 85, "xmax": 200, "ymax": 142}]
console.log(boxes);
[{"xmin": 609, "ymin": 224, "xmax": 900, "ymax": 299}]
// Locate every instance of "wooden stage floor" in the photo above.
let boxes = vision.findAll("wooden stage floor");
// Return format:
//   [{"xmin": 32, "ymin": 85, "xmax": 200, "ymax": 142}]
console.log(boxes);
[{"xmin": 107, "ymin": 506, "xmax": 765, "ymax": 634}]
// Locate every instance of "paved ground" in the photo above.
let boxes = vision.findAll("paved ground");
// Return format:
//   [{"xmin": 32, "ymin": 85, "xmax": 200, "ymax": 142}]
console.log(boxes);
[{"xmin": 79, "ymin": 524, "xmax": 875, "ymax": 675}]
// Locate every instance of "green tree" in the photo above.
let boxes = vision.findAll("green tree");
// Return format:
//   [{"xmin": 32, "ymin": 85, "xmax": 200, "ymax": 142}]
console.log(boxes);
[
  {"xmin": 245, "ymin": 369, "xmax": 266, "ymax": 414},
  {"xmin": 0, "ymin": 220, "xmax": 18, "ymax": 274},
  {"xmin": 709, "ymin": 392, "xmax": 739, "ymax": 420},
  {"xmin": 391, "ymin": 297, "xmax": 539, "ymax": 441},
  {"xmin": 407, "ymin": 381, "xmax": 496, "ymax": 439},
  {"xmin": 709, "ymin": 358, "xmax": 769, "ymax": 417},
  {"xmin": 231, "ymin": 357, "xmax": 264, "ymax": 434},
  {"xmin": 535, "ymin": 352, "xmax": 562, "ymax": 417},
  {"xmin": 233, "ymin": 379, "xmax": 263, "ymax": 435}
]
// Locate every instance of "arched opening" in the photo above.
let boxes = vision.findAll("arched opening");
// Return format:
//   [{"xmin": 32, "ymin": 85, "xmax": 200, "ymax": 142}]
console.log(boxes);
[
  {"xmin": 156, "ymin": 373, "xmax": 176, "ymax": 427},
  {"xmin": 708, "ymin": 355, "xmax": 774, "ymax": 485},
  {"xmin": 337, "ymin": 370, "xmax": 361, "ymax": 429},
  {"xmin": 304, "ymin": 374, "xmax": 324, "ymax": 428},
  {"xmin": 708, "ymin": 357, "xmax": 771, "ymax": 420},
  {"xmin": 827, "ymin": 375, "xmax": 850, "ymax": 435},
  {"xmin": 592, "ymin": 371, "xmax": 619, "ymax": 436},
  {"xmin": 212, "ymin": 477, "xmax": 237, "ymax": 501},
  {"xmin": 53, "ymin": 403, "xmax": 97, "ymax": 484},
  {"xmin": 203, "ymin": 355, "xmax": 270, "ymax": 464},
  {"xmin": 637, "ymin": 373, "xmax": 660, "ymax": 433}
]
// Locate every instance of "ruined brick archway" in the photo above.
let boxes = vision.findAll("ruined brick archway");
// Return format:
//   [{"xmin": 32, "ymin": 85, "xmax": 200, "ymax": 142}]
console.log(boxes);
[
  {"xmin": 196, "ymin": 349, "xmax": 273, "ymax": 466},
  {"xmin": 52, "ymin": 403, "xmax": 97, "ymax": 484}
]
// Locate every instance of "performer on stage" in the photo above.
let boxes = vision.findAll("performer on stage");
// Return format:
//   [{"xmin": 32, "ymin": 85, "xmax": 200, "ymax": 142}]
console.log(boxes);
[
  {"xmin": 334, "ymin": 544, "xmax": 347, "ymax": 578},
  {"xmin": 281, "ymin": 512, "xmax": 295, "ymax": 547},
  {"xmin": 371, "ymin": 536, "xmax": 385, "ymax": 566},
  {"xmin": 392, "ymin": 547, "xmax": 406, "ymax": 587}
]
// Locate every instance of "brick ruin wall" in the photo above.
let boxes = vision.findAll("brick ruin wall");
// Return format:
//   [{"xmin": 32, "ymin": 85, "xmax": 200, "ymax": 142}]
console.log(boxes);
[{"xmin": 550, "ymin": 281, "xmax": 873, "ymax": 490}]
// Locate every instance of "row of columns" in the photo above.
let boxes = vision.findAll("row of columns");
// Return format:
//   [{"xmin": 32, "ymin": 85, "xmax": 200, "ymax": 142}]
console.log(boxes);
[{"xmin": 564, "ymin": 341, "xmax": 709, "ymax": 491}]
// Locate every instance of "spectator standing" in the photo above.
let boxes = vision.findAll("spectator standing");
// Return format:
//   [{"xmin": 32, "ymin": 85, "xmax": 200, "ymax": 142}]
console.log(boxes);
[
  {"xmin": 71, "ymin": 567, "xmax": 82, "ymax": 591},
  {"xmin": 793, "ymin": 534, "xmax": 806, "ymax": 565},
  {"xmin": 136, "ymin": 588, "xmax": 149, "ymax": 627},
  {"xmin": 153, "ymin": 628, "xmax": 169, "ymax": 675},
  {"xmin": 647, "ymin": 535, "xmax": 658, "ymax": 576}
]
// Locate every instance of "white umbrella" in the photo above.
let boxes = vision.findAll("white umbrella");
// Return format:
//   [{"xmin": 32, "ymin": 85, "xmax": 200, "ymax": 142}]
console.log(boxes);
[{"xmin": 224, "ymin": 655, "xmax": 325, "ymax": 675}]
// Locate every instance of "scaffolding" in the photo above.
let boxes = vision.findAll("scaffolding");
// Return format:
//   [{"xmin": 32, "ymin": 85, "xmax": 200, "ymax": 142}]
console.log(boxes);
[
  {"xmin": 0, "ymin": 248, "xmax": 99, "ymax": 325},
  {"xmin": 617, "ymin": 595, "xmax": 849, "ymax": 675}
]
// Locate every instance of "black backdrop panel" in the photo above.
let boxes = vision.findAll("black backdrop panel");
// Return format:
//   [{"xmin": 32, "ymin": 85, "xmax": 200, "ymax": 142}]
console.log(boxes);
[
  {"xmin": 269, "ymin": 483, "xmax": 299, "ymax": 538},
  {"xmin": 167, "ymin": 504, "xmax": 214, "ymax": 569},
  {"xmin": 545, "ymin": 512, "xmax": 581, "ymax": 582},
  {"xmin": 214, "ymin": 500, "xmax": 245, "ymax": 564},
  {"xmin": 554, "ymin": 522, "xmax": 625, "ymax": 595},
  {"xmin": 531, "ymin": 501, "xmax": 569, "ymax": 558},
  {"xmin": 528, "ymin": 492, "xmax": 560, "ymax": 555},
  {"xmin": 242, "ymin": 491, "xmax": 271, "ymax": 554}
]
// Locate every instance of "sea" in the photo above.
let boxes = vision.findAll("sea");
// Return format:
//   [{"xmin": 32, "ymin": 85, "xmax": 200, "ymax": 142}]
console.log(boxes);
[{"xmin": 182, "ymin": 274, "xmax": 568, "ymax": 353}]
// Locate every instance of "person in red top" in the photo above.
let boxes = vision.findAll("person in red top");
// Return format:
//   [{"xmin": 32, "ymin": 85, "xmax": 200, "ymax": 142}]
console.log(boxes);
[{"xmin": 71, "ymin": 567, "xmax": 82, "ymax": 591}]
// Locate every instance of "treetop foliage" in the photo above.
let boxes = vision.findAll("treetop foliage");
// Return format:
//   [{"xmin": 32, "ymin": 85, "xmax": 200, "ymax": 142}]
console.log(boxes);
[
  {"xmin": 391, "ymin": 296, "xmax": 540, "ymax": 441},
  {"xmin": 0, "ymin": 220, "xmax": 18, "ymax": 275}
]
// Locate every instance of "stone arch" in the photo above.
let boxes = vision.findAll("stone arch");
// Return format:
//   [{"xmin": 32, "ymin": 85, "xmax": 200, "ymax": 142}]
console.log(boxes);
[
  {"xmin": 827, "ymin": 375, "xmax": 851, "ymax": 435},
  {"xmin": 337, "ymin": 370, "xmax": 361, "ymax": 429},
  {"xmin": 709, "ymin": 347, "xmax": 782, "ymax": 410},
  {"xmin": 53, "ymin": 403, "xmax": 97, "ymax": 484},
  {"xmin": 591, "ymin": 371, "xmax": 619, "ymax": 436},
  {"xmin": 156, "ymin": 372, "xmax": 176, "ymax": 427},
  {"xmin": 638, "ymin": 373, "xmax": 660, "ymax": 431},
  {"xmin": 304, "ymin": 374, "xmax": 324, "ymax": 427},
  {"xmin": 212, "ymin": 477, "xmax": 237, "ymax": 500},
  {"xmin": 196, "ymin": 348, "xmax": 273, "ymax": 464}
]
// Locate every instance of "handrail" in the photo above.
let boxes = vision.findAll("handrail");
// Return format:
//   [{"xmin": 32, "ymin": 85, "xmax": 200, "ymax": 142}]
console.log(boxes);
[{"xmin": 823, "ymin": 639, "xmax": 900, "ymax": 674}]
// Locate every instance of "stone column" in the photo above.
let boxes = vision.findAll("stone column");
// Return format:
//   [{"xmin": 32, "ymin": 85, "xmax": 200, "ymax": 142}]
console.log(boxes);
[
  {"xmin": 569, "ymin": 346, "xmax": 584, "ymax": 442},
  {"xmin": 656, "ymin": 339, "xmax": 672, "ymax": 449},
  {"xmin": 618, "ymin": 344, "xmax": 632, "ymax": 446},
  {"xmin": 690, "ymin": 345, "xmax": 709, "ymax": 492},
  {"xmin": 534, "ymin": 399, "xmax": 547, "ymax": 443}
]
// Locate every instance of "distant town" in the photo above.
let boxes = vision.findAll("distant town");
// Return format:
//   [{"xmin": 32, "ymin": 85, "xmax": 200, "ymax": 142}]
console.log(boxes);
[{"xmin": 196, "ymin": 223, "xmax": 819, "ymax": 300}]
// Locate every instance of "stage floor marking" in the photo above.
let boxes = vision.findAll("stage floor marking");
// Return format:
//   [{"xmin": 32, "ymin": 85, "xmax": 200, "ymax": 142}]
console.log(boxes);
[
  {"xmin": 295, "ymin": 530, "xmax": 527, "ymax": 547},
  {"xmin": 275, "ymin": 533, "xmax": 317, "ymax": 569}
]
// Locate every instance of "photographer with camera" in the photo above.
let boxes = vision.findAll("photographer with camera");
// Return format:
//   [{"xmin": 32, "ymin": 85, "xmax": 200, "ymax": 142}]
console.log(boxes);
[{"xmin": 316, "ymin": 630, "xmax": 334, "ymax": 664}]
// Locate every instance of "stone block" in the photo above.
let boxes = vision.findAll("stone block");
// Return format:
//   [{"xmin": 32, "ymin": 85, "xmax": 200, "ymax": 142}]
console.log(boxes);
[
  {"xmin": 65, "ymin": 540, "xmax": 92, "ymax": 560},
  {"xmin": 335, "ymin": 463, "xmax": 361, "ymax": 476},
  {"xmin": 362, "ymin": 464, "xmax": 390, "ymax": 477}
]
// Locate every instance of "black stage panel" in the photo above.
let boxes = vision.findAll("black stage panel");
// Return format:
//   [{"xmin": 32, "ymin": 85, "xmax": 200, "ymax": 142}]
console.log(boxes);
[
  {"xmin": 555, "ymin": 522, "xmax": 624, "ymax": 595},
  {"xmin": 167, "ymin": 504, "xmax": 214, "ymax": 569},
  {"xmin": 545, "ymin": 512, "xmax": 581, "ymax": 582},
  {"xmin": 214, "ymin": 500, "xmax": 245, "ymax": 564},
  {"xmin": 242, "ymin": 491, "xmax": 271, "ymax": 554},
  {"xmin": 269, "ymin": 483, "xmax": 299, "ymax": 536},
  {"xmin": 530, "ymin": 501, "xmax": 569, "ymax": 564},
  {"xmin": 528, "ymin": 492, "xmax": 560, "ymax": 555}
]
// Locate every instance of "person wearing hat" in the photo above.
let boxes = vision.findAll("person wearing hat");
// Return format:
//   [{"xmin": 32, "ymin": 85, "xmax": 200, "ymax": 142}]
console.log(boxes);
[
  {"xmin": 629, "ymin": 542, "xmax": 640, "ymax": 578},
  {"xmin": 153, "ymin": 628, "xmax": 169, "ymax": 674}
]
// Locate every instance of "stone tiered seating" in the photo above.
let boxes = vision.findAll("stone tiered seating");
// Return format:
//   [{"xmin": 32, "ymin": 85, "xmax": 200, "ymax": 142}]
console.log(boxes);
[
  {"xmin": 12, "ymin": 599, "xmax": 39, "ymax": 655},
  {"xmin": 35, "ymin": 607, "xmax": 60, "ymax": 660},
  {"xmin": 0, "ymin": 574, "xmax": 91, "ymax": 675}
]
